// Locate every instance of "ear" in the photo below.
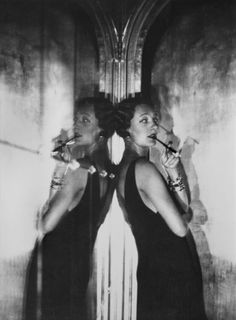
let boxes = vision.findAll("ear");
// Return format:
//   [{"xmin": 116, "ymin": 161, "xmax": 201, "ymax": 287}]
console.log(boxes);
[
  {"xmin": 125, "ymin": 131, "xmax": 130, "ymax": 137},
  {"xmin": 126, "ymin": 126, "xmax": 131, "ymax": 136},
  {"xmin": 99, "ymin": 130, "xmax": 106, "ymax": 137},
  {"xmin": 123, "ymin": 131, "xmax": 131, "ymax": 138}
]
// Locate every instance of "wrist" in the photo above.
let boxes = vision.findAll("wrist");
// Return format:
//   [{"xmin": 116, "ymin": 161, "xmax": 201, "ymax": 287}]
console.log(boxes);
[
  {"xmin": 51, "ymin": 176, "xmax": 64, "ymax": 190},
  {"xmin": 163, "ymin": 165, "xmax": 181, "ymax": 181},
  {"xmin": 166, "ymin": 168, "xmax": 179, "ymax": 179},
  {"xmin": 167, "ymin": 175, "xmax": 185, "ymax": 192}
]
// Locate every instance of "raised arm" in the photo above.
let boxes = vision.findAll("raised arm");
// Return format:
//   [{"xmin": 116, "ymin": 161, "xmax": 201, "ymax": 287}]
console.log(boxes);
[
  {"xmin": 136, "ymin": 159, "xmax": 188, "ymax": 237},
  {"xmin": 39, "ymin": 168, "xmax": 87, "ymax": 235},
  {"xmin": 160, "ymin": 149, "xmax": 192, "ymax": 223}
]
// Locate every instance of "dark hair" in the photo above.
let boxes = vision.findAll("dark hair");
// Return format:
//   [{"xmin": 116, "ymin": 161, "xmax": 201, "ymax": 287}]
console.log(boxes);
[
  {"xmin": 74, "ymin": 97, "xmax": 115, "ymax": 138},
  {"xmin": 115, "ymin": 97, "xmax": 155, "ymax": 138}
]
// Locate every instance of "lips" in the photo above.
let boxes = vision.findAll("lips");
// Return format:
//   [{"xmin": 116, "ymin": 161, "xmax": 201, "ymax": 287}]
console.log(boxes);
[
  {"xmin": 148, "ymin": 133, "xmax": 157, "ymax": 139},
  {"xmin": 74, "ymin": 135, "xmax": 82, "ymax": 144},
  {"xmin": 65, "ymin": 134, "xmax": 82, "ymax": 146}
]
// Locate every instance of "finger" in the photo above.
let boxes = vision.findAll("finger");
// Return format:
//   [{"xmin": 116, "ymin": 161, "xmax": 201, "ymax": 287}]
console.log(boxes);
[
  {"xmin": 163, "ymin": 156, "xmax": 179, "ymax": 168},
  {"xmin": 165, "ymin": 148, "xmax": 181, "ymax": 160},
  {"xmin": 168, "ymin": 159, "xmax": 179, "ymax": 168},
  {"xmin": 161, "ymin": 146, "xmax": 171, "ymax": 159},
  {"xmin": 168, "ymin": 155, "xmax": 179, "ymax": 165},
  {"xmin": 160, "ymin": 153, "xmax": 168, "ymax": 165},
  {"xmin": 163, "ymin": 150, "xmax": 175, "ymax": 161},
  {"xmin": 62, "ymin": 146, "xmax": 72, "ymax": 162}
]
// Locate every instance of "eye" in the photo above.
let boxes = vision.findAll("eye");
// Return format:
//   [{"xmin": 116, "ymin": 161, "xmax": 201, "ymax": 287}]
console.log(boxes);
[
  {"xmin": 81, "ymin": 116, "xmax": 90, "ymax": 123},
  {"xmin": 140, "ymin": 117, "xmax": 148, "ymax": 124}
]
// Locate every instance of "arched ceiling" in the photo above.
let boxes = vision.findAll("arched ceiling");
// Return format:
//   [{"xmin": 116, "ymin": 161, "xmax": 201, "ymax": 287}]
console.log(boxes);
[
  {"xmin": 89, "ymin": 0, "xmax": 142, "ymax": 34},
  {"xmin": 77, "ymin": 0, "xmax": 216, "ymax": 35}
]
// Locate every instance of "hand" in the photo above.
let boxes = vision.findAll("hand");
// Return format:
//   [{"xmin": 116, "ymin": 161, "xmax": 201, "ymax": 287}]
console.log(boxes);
[
  {"xmin": 51, "ymin": 145, "xmax": 72, "ymax": 163},
  {"xmin": 160, "ymin": 145, "xmax": 180, "ymax": 169}
]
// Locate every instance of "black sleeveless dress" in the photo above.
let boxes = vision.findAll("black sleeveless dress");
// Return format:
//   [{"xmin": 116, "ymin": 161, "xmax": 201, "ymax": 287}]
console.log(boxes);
[
  {"xmin": 124, "ymin": 160, "xmax": 208, "ymax": 320},
  {"xmin": 24, "ymin": 170, "xmax": 109, "ymax": 320}
]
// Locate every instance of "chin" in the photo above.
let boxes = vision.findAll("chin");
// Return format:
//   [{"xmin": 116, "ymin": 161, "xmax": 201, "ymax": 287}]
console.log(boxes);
[
  {"xmin": 74, "ymin": 142, "xmax": 88, "ymax": 149},
  {"xmin": 74, "ymin": 141, "xmax": 83, "ymax": 146},
  {"xmin": 146, "ymin": 139, "xmax": 155, "ymax": 147}
]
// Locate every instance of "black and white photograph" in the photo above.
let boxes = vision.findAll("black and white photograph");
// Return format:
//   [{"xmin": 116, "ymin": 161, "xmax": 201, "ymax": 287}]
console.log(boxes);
[{"xmin": 0, "ymin": 0, "xmax": 235, "ymax": 319}]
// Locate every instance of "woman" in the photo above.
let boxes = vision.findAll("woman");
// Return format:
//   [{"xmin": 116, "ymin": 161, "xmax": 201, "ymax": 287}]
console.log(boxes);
[
  {"xmin": 115, "ymin": 97, "xmax": 207, "ymax": 320},
  {"xmin": 24, "ymin": 97, "xmax": 116, "ymax": 320}
]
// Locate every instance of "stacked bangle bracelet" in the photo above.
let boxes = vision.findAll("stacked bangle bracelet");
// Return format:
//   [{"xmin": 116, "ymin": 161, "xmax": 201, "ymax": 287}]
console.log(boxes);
[
  {"xmin": 51, "ymin": 176, "xmax": 64, "ymax": 189},
  {"xmin": 167, "ymin": 176, "xmax": 185, "ymax": 192}
]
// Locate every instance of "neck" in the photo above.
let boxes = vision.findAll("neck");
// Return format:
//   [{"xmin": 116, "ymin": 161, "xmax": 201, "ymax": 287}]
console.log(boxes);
[
  {"xmin": 122, "ymin": 142, "xmax": 149, "ymax": 162},
  {"xmin": 90, "ymin": 144, "xmax": 109, "ymax": 163},
  {"xmin": 86, "ymin": 142, "xmax": 110, "ymax": 171},
  {"xmin": 72, "ymin": 141, "xmax": 109, "ymax": 167}
]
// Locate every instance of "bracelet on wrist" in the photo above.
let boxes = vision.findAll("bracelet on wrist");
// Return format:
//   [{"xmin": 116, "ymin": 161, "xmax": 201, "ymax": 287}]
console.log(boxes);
[
  {"xmin": 167, "ymin": 176, "xmax": 185, "ymax": 192},
  {"xmin": 50, "ymin": 176, "xmax": 64, "ymax": 189}
]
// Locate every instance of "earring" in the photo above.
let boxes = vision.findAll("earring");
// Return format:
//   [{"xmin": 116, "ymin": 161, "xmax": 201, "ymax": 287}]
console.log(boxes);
[
  {"xmin": 124, "ymin": 133, "xmax": 131, "ymax": 142},
  {"xmin": 99, "ymin": 132, "xmax": 105, "ymax": 144},
  {"xmin": 99, "ymin": 130, "xmax": 106, "ymax": 138}
]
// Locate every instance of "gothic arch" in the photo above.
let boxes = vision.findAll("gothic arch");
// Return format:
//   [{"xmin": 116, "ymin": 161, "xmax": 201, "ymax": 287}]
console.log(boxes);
[
  {"xmin": 77, "ymin": 1, "xmax": 119, "ymax": 97},
  {"xmin": 121, "ymin": 0, "xmax": 171, "ymax": 96}
]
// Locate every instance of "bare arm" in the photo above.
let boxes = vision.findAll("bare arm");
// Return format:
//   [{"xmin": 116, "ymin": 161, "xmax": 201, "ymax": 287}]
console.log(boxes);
[
  {"xmin": 136, "ymin": 159, "xmax": 188, "ymax": 237},
  {"xmin": 160, "ymin": 149, "xmax": 192, "ymax": 222},
  {"xmin": 40, "ymin": 168, "xmax": 87, "ymax": 235},
  {"xmin": 48, "ymin": 162, "xmax": 69, "ymax": 199}
]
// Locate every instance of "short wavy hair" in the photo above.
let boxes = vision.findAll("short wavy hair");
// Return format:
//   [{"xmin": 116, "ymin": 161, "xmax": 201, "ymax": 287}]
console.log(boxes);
[
  {"xmin": 115, "ymin": 97, "xmax": 155, "ymax": 138},
  {"xmin": 74, "ymin": 97, "xmax": 115, "ymax": 138}
]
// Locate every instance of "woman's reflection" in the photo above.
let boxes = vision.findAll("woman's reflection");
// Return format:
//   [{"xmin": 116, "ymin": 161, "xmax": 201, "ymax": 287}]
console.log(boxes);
[
  {"xmin": 23, "ymin": 97, "xmax": 115, "ymax": 320},
  {"xmin": 115, "ymin": 97, "xmax": 208, "ymax": 320}
]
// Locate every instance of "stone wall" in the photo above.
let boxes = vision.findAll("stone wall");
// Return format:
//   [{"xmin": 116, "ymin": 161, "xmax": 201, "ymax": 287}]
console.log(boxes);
[
  {"xmin": 0, "ymin": 2, "xmax": 98, "ymax": 319},
  {"xmin": 149, "ymin": 1, "xmax": 236, "ymax": 319}
]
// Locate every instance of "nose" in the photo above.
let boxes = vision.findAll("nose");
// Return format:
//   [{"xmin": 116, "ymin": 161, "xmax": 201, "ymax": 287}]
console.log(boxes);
[
  {"xmin": 151, "ymin": 118, "xmax": 159, "ymax": 129},
  {"xmin": 74, "ymin": 125, "xmax": 81, "ymax": 136},
  {"xmin": 74, "ymin": 119, "xmax": 82, "ymax": 129}
]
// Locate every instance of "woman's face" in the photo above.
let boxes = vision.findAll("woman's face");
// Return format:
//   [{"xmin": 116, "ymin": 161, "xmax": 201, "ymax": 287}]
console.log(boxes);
[
  {"xmin": 127, "ymin": 104, "xmax": 159, "ymax": 148},
  {"xmin": 74, "ymin": 105, "xmax": 101, "ymax": 148}
]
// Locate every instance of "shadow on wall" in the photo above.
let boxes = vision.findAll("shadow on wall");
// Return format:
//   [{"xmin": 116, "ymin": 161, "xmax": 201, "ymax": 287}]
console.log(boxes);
[
  {"xmin": 146, "ymin": 1, "xmax": 236, "ymax": 317},
  {"xmin": 150, "ymin": 84, "xmax": 215, "ymax": 318}
]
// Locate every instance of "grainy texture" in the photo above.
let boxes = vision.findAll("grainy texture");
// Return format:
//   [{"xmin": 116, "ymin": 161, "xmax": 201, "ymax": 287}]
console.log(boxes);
[
  {"xmin": 150, "ymin": 2, "xmax": 236, "ymax": 319},
  {"xmin": 0, "ymin": 3, "xmax": 98, "ymax": 320}
]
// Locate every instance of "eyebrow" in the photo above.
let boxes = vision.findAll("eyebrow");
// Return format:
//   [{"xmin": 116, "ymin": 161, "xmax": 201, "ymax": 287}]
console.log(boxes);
[
  {"xmin": 139, "ymin": 112, "xmax": 149, "ymax": 117},
  {"xmin": 77, "ymin": 112, "xmax": 91, "ymax": 117}
]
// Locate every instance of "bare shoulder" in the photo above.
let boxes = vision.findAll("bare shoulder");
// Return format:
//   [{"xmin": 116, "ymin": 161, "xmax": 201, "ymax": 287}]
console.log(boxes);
[
  {"xmin": 135, "ymin": 158, "xmax": 164, "ymax": 189},
  {"xmin": 63, "ymin": 166, "xmax": 88, "ymax": 191},
  {"xmin": 135, "ymin": 158, "xmax": 162, "ymax": 179}
]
